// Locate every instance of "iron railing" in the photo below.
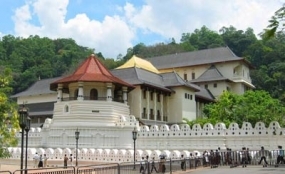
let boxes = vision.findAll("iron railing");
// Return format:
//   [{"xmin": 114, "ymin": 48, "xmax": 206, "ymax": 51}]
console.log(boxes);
[{"xmin": 3, "ymin": 150, "xmax": 285, "ymax": 174}]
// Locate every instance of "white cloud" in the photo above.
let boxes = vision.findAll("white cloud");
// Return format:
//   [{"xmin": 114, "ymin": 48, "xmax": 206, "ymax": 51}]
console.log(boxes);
[
  {"xmin": 12, "ymin": 0, "xmax": 135, "ymax": 58},
  {"xmin": 11, "ymin": 0, "xmax": 283, "ymax": 58},
  {"xmin": 124, "ymin": 0, "xmax": 283, "ymax": 41}
]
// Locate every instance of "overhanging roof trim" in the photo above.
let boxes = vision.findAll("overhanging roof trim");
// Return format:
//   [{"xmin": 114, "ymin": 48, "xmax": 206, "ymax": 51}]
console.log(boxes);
[
  {"xmin": 50, "ymin": 54, "xmax": 134, "ymax": 91},
  {"xmin": 11, "ymin": 77, "xmax": 61, "ymax": 98}
]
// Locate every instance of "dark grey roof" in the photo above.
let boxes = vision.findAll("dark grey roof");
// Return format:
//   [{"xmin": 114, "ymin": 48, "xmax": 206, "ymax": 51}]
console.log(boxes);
[
  {"xmin": 147, "ymin": 47, "xmax": 245, "ymax": 69},
  {"xmin": 195, "ymin": 87, "xmax": 215, "ymax": 101},
  {"xmin": 111, "ymin": 67, "xmax": 170, "ymax": 91},
  {"xmin": 190, "ymin": 65, "xmax": 231, "ymax": 83},
  {"xmin": 27, "ymin": 102, "xmax": 55, "ymax": 116},
  {"xmin": 139, "ymin": 119, "xmax": 167, "ymax": 126},
  {"xmin": 11, "ymin": 77, "xmax": 61, "ymax": 98},
  {"xmin": 161, "ymin": 72, "xmax": 200, "ymax": 91},
  {"xmin": 111, "ymin": 67, "xmax": 199, "ymax": 92}
]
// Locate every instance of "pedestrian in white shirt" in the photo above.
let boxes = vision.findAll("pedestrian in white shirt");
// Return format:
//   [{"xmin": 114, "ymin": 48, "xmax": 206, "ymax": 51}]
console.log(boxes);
[
  {"xmin": 69, "ymin": 154, "xmax": 73, "ymax": 166},
  {"xmin": 33, "ymin": 153, "xmax": 39, "ymax": 168}
]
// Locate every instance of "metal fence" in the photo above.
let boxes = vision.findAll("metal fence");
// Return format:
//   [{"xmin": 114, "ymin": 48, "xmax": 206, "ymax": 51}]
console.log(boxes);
[
  {"xmin": 12, "ymin": 166, "xmax": 75, "ymax": 174},
  {"xmin": 77, "ymin": 163, "xmax": 119, "ymax": 174},
  {"xmin": 0, "ymin": 171, "xmax": 12, "ymax": 174},
  {"xmin": 2, "ymin": 150, "xmax": 285, "ymax": 174}
]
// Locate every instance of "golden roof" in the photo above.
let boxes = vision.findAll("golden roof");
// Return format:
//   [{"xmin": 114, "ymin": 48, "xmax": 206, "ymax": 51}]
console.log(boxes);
[{"xmin": 116, "ymin": 55, "xmax": 159, "ymax": 74}]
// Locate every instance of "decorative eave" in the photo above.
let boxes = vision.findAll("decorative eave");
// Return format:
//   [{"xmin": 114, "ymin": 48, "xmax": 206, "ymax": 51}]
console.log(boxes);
[{"xmin": 50, "ymin": 54, "xmax": 134, "ymax": 91}]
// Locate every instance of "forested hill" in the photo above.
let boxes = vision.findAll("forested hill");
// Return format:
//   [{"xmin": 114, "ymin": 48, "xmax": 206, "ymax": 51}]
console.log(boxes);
[{"xmin": 1, "ymin": 25, "xmax": 285, "ymax": 102}]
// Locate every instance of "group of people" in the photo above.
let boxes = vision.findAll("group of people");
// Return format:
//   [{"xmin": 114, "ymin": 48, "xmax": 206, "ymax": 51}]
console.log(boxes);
[
  {"xmin": 63, "ymin": 154, "xmax": 74, "ymax": 168},
  {"xmin": 33, "ymin": 153, "xmax": 48, "ymax": 168},
  {"xmin": 201, "ymin": 145, "xmax": 285, "ymax": 167},
  {"xmin": 259, "ymin": 145, "xmax": 285, "ymax": 166},
  {"xmin": 33, "ymin": 153, "xmax": 74, "ymax": 168},
  {"xmin": 202, "ymin": 149, "xmax": 223, "ymax": 167},
  {"xmin": 140, "ymin": 155, "xmax": 166, "ymax": 173}
]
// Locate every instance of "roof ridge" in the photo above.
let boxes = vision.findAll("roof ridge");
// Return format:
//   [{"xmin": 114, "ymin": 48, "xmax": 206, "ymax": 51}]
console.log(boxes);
[
  {"xmin": 149, "ymin": 46, "xmax": 228, "ymax": 58},
  {"xmin": 225, "ymin": 46, "xmax": 237, "ymax": 57},
  {"xmin": 209, "ymin": 65, "xmax": 224, "ymax": 77},
  {"xmin": 134, "ymin": 67, "xmax": 143, "ymax": 83}
]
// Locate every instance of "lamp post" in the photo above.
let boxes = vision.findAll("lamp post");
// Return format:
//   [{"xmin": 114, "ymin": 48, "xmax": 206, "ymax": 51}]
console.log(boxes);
[
  {"xmin": 18, "ymin": 105, "xmax": 28, "ymax": 174},
  {"xmin": 75, "ymin": 128, "xmax": 80, "ymax": 167},
  {"xmin": 132, "ymin": 128, "xmax": 137, "ymax": 170},
  {"xmin": 25, "ymin": 117, "xmax": 31, "ymax": 174}
]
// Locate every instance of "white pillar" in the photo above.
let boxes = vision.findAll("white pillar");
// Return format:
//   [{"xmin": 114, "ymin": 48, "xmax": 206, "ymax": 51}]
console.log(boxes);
[
  {"xmin": 77, "ymin": 82, "xmax": 84, "ymax": 100},
  {"xmin": 196, "ymin": 101, "xmax": 199, "ymax": 119},
  {"xmin": 122, "ymin": 87, "xmax": 128, "ymax": 104},
  {"xmin": 146, "ymin": 89, "xmax": 150, "ymax": 119},
  {"xmin": 106, "ymin": 83, "xmax": 112, "ymax": 101},
  {"xmin": 160, "ymin": 93, "xmax": 164, "ymax": 120},
  {"xmin": 154, "ymin": 91, "xmax": 157, "ymax": 120},
  {"xmin": 57, "ymin": 84, "xmax": 63, "ymax": 102}
]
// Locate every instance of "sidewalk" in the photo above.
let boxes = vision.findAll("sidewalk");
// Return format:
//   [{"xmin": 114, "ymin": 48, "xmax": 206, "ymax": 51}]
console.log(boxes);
[{"xmin": 0, "ymin": 159, "xmax": 206, "ymax": 173}]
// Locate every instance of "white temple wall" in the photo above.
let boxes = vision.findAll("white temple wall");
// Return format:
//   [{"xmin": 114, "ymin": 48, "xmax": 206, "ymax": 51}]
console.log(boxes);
[
  {"xmin": 18, "ymin": 120, "xmax": 285, "ymax": 152},
  {"xmin": 12, "ymin": 118, "xmax": 285, "ymax": 163}
]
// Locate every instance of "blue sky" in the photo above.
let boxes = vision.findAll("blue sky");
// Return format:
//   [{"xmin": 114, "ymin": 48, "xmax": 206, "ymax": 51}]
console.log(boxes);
[{"xmin": 0, "ymin": 0, "xmax": 284, "ymax": 58}]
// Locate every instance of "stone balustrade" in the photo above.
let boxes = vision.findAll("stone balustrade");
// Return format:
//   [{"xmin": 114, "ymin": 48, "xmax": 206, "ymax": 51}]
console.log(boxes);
[
  {"xmin": 11, "ymin": 115, "xmax": 285, "ymax": 162},
  {"xmin": 7, "ymin": 147, "xmax": 203, "ymax": 163}
]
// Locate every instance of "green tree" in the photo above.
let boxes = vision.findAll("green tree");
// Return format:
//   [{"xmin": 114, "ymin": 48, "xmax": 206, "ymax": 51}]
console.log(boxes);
[
  {"xmin": 261, "ymin": 4, "xmax": 285, "ymax": 39},
  {"xmin": 0, "ymin": 68, "xmax": 19, "ymax": 158},
  {"xmin": 219, "ymin": 26, "xmax": 257, "ymax": 56},
  {"xmin": 182, "ymin": 25, "xmax": 224, "ymax": 50},
  {"xmin": 188, "ymin": 90, "xmax": 285, "ymax": 128}
]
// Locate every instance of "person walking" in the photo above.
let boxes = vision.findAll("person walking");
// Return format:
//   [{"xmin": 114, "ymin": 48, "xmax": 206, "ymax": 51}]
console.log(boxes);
[
  {"xmin": 277, "ymin": 146, "xmax": 284, "ymax": 165},
  {"xmin": 150, "ymin": 157, "xmax": 158, "ymax": 173},
  {"xmin": 240, "ymin": 147, "xmax": 247, "ymax": 167},
  {"xmin": 64, "ymin": 154, "xmax": 68, "ymax": 168},
  {"xmin": 181, "ymin": 154, "xmax": 186, "ymax": 170},
  {"xmin": 145, "ymin": 155, "xmax": 150, "ymax": 173},
  {"xmin": 258, "ymin": 146, "xmax": 268, "ymax": 166},
  {"xmin": 140, "ymin": 157, "xmax": 145, "ymax": 173},
  {"xmin": 246, "ymin": 148, "xmax": 251, "ymax": 164},
  {"xmin": 69, "ymin": 154, "xmax": 73, "ymax": 166},
  {"xmin": 38, "ymin": 154, "xmax": 43, "ymax": 168},
  {"xmin": 33, "ymin": 152, "xmax": 39, "ymax": 168},
  {"xmin": 43, "ymin": 154, "xmax": 49, "ymax": 167}
]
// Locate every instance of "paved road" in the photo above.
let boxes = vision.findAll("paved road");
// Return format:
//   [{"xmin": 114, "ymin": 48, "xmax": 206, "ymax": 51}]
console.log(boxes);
[{"xmin": 184, "ymin": 165, "xmax": 285, "ymax": 174}]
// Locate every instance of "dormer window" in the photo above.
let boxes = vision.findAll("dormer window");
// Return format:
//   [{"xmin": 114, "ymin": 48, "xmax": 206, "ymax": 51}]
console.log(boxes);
[
  {"xmin": 192, "ymin": 72, "xmax": 195, "ymax": 79},
  {"xmin": 184, "ymin": 73, "xmax": 187, "ymax": 81}
]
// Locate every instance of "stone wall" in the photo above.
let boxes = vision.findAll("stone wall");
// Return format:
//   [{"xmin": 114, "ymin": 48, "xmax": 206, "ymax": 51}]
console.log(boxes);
[{"xmin": 12, "ymin": 115, "xmax": 285, "ymax": 162}]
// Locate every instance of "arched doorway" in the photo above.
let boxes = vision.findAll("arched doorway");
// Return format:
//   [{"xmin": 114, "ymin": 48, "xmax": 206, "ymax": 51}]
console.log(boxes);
[{"xmin": 90, "ymin": 88, "xmax": 98, "ymax": 100}]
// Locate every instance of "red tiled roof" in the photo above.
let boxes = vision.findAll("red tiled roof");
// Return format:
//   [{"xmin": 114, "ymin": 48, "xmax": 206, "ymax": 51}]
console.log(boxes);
[{"xmin": 50, "ymin": 54, "xmax": 133, "ymax": 90}]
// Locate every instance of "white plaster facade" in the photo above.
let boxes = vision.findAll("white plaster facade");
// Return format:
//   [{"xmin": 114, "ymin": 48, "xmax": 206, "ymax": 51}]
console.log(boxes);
[
  {"xmin": 11, "ymin": 119, "xmax": 285, "ymax": 163},
  {"xmin": 159, "ymin": 61, "xmax": 254, "ymax": 98}
]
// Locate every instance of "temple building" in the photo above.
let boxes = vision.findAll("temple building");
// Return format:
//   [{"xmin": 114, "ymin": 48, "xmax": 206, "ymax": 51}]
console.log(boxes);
[
  {"xmin": 9, "ymin": 46, "xmax": 273, "ymax": 162},
  {"xmin": 11, "ymin": 47, "xmax": 254, "ymax": 127}
]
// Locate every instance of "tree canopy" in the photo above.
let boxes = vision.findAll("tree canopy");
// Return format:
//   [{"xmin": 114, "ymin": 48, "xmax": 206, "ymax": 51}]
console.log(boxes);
[
  {"xmin": 185, "ymin": 90, "xmax": 285, "ymax": 128},
  {"xmin": 0, "ymin": 68, "xmax": 19, "ymax": 158}
]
